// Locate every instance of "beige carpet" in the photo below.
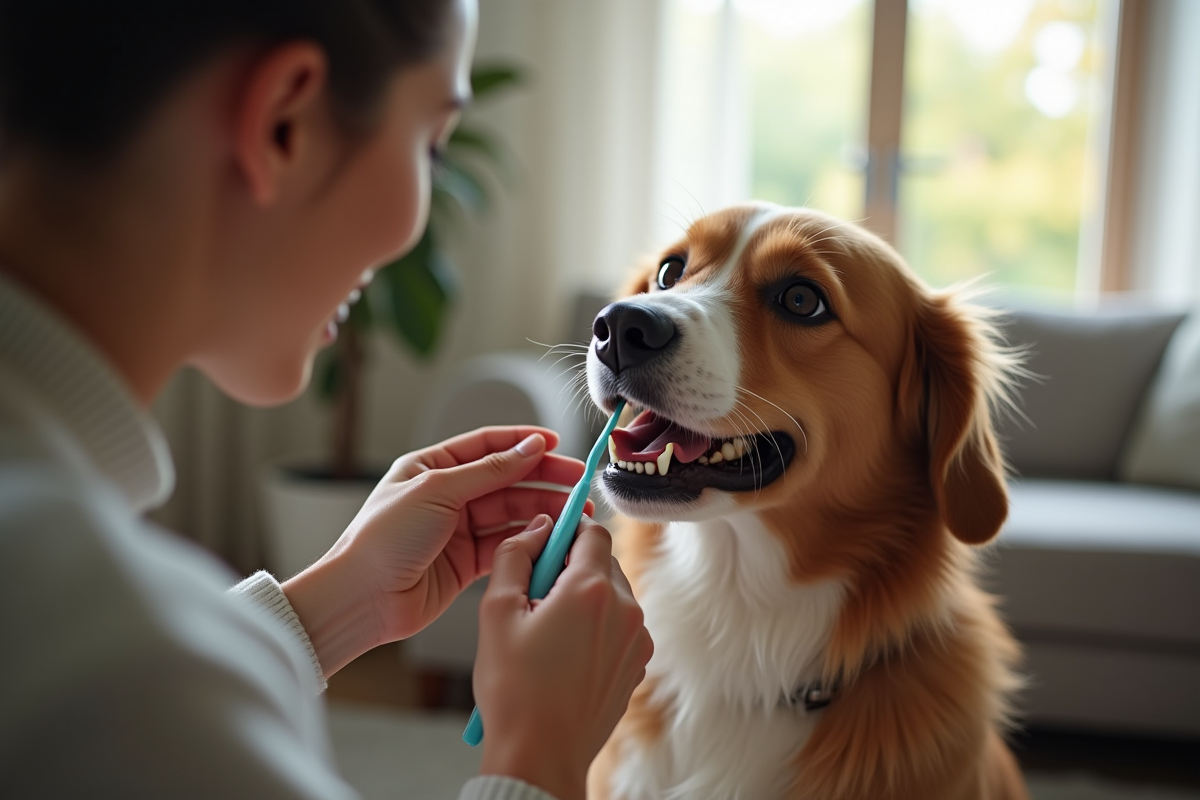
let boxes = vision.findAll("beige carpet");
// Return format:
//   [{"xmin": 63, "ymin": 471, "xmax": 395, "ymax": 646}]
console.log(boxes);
[{"xmin": 327, "ymin": 703, "xmax": 1200, "ymax": 800}]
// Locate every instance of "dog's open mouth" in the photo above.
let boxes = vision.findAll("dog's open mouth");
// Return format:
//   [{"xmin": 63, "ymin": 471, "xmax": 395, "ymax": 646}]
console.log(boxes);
[{"xmin": 602, "ymin": 407, "xmax": 795, "ymax": 503}]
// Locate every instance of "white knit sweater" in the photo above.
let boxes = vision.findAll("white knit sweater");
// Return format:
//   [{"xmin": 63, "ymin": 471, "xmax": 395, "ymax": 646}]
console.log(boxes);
[{"xmin": 0, "ymin": 272, "xmax": 553, "ymax": 800}]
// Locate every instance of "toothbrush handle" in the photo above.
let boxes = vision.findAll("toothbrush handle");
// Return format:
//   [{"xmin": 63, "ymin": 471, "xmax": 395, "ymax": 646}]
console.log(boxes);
[
  {"xmin": 461, "ymin": 485, "xmax": 587, "ymax": 747},
  {"xmin": 462, "ymin": 399, "xmax": 624, "ymax": 747},
  {"xmin": 463, "ymin": 707, "xmax": 483, "ymax": 746}
]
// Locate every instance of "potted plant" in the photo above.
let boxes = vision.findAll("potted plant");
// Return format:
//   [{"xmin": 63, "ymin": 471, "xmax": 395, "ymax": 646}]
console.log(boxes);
[{"xmin": 261, "ymin": 65, "xmax": 523, "ymax": 578}]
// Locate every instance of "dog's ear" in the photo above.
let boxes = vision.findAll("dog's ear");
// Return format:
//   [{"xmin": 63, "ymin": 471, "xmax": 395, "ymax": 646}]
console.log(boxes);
[{"xmin": 898, "ymin": 293, "xmax": 1010, "ymax": 545}]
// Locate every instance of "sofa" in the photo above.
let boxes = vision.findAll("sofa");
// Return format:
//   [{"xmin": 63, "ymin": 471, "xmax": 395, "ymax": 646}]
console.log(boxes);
[{"xmin": 991, "ymin": 307, "xmax": 1200, "ymax": 738}]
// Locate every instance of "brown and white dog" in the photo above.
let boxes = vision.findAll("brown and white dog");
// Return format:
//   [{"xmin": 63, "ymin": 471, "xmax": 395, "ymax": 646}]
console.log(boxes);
[{"xmin": 584, "ymin": 204, "xmax": 1028, "ymax": 800}]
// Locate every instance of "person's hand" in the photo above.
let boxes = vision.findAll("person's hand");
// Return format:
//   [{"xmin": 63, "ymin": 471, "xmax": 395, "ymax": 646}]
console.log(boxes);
[
  {"xmin": 283, "ymin": 426, "xmax": 593, "ymax": 676},
  {"xmin": 474, "ymin": 515, "xmax": 653, "ymax": 800}
]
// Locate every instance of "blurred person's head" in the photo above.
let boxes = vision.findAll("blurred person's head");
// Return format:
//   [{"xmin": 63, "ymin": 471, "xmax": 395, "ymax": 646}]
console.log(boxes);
[{"xmin": 0, "ymin": 0, "xmax": 476, "ymax": 405}]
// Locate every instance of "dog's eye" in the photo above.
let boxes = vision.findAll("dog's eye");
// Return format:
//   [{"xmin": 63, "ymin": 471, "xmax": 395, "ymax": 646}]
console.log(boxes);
[
  {"xmin": 657, "ymin": 256, "xmax": 686, "ymax": 290},
  {"xmin": 779, "ymin": 282, "xmax": 828, "ymax": 318}
]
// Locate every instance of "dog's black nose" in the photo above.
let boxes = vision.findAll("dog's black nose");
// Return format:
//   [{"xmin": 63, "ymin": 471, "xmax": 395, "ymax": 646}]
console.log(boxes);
[{"xmin": 592, "ymin": 302, "xmax": 676, "ymax": 374}]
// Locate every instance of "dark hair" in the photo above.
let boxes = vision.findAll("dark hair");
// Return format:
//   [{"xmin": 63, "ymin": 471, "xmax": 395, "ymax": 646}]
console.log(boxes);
[{"xmin": 0, "ymin": 0, "xmax": 452, "ymax": 162}]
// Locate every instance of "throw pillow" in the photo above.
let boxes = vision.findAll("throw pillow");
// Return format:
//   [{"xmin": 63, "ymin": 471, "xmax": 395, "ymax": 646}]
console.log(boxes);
[{"xmin": 1120, "ymin": 313, "xmax": 1200, "ymax": 489}]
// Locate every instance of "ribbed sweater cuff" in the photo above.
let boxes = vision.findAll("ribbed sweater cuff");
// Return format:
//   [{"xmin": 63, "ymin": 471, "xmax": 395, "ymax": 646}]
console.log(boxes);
[
  {"xmin": 458, "ymin": 776, "xmax": 560, "ymax": 800},
  {"xmin": 232, "ymin": 570, "xmax": 327, "ymax": 692}
]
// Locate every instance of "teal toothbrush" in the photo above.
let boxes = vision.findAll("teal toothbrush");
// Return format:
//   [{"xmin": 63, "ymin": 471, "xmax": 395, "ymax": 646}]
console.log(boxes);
[{"xmin": 462, "ymin": 399, "xmax": 627, "ymax": 747}]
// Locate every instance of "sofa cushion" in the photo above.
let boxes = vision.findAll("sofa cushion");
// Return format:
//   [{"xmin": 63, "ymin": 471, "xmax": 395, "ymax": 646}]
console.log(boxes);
[
  {"xmin": 995, "ymin": 310, "xmax": 1185, "ymax": 479},
  {"xmin": 991, "ymin": 479, "xmax": 1200, "ymax": 646},
  {"xmin": 1120, "ymin": 313, "xmax": 1200, "ymax": 490}
]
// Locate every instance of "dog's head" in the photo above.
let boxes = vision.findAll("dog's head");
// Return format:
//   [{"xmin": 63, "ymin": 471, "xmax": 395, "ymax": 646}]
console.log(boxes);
[{"xmin": 587, "ymin": 203, "xmax": 1014, "ymax": 543}]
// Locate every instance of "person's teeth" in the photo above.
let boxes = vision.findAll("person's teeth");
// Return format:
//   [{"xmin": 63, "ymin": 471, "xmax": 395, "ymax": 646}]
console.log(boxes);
[
  {"xmin": 645, "ymin": 461, "xmax": 656, "ymax": 475},
  {"xmin": 336, "ymin": 303, "xmax": 350, "ymax": 323},
  {"xmin": 608, "ymin": 435, "xmax": 617, "ymax": 464},
  {"xmin": 656, "ymin": 443, "xmax": 674, "ymax": 476}
]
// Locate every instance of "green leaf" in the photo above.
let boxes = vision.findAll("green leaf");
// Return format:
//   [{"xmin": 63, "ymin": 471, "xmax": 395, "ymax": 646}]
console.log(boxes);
[
  {"xmin": 376, "ymin": 228, "xmax": 454, "ymax": 357},
  {"xmin": 448, "ymin": 126, "xmax": 518, "ymax": 186},
  {"xmin": 448, "ymin": 127, "xmax": 502, "ymax": 163},
  {"xmin": 433, "ymin": 158, "xmax": 490, "ymax": 216},
  {"xmin": 470, "ymin": 64, "xmax": 523, "ymax": 99}
]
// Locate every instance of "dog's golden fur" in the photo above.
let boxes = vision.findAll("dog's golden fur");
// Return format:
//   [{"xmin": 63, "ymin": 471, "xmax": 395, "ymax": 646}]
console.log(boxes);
[{"xmin": 589, "ymin": 207, "xmax": 1028, "ymax": 800}]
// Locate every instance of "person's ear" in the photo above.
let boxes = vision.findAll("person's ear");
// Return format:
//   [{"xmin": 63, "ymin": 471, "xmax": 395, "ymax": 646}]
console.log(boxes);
[{"xmin": 233, "ymin": 42, "xmax": 328, "ymax": 206}]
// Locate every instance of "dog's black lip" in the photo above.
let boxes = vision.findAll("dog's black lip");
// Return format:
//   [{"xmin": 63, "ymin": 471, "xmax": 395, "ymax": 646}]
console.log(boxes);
[{"xmin": 601, "ymin": 428, "xmax": 796, "ymax": 503}]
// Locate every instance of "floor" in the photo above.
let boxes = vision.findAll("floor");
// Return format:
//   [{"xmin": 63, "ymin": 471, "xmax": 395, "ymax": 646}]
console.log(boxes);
[{"xmin": 328, "ymin": 643, "xmax": 1200, "ymax": 794}]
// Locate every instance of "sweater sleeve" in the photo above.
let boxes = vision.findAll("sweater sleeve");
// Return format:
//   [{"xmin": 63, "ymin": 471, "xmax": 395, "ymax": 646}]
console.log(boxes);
[
  {"xmin": 459, "ymin": 776, "xmax": 561, "ymax": 800},
  {"xmin": 231, "ymin": 570, "xmax": 328, "ymax": 692}
]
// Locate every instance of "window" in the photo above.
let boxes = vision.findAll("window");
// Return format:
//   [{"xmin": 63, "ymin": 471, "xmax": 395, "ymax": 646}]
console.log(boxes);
[{"xmin": 654, "ymin": 0, "xmax": 1121, "ymax": 303}]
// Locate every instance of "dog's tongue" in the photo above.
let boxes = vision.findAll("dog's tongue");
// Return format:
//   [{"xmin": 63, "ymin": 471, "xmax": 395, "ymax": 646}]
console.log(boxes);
[{"xmin": 611, "ymin": 410, "xmax": 711, "ymax": 463}]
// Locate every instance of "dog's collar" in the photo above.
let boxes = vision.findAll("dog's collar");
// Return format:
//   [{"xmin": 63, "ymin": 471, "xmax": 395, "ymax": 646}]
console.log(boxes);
[{"xmin": 785, "ymin": 677, "xmax": 842, "ymax": 713}]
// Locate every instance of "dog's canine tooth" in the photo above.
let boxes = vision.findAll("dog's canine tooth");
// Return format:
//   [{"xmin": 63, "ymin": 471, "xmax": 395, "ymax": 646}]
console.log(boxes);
[
  {"xmin": 608, "ymin": 435, "xmax": 617, "ymax": 464},
  {"xmin": 657, "ymin": 443, "xmax": 674, "ymax": 476}
]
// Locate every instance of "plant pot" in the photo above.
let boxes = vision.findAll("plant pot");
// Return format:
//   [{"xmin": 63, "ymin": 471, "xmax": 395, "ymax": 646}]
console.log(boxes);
[{"xmin": 259, "ymin": 463, "xmax": 380, "ymax": 579}]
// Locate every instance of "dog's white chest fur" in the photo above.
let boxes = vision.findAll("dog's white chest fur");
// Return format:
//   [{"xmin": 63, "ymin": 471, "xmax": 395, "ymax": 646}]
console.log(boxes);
[{"xmin": 611, "ymin": 512, "xmax": 844, "ymax": 800}]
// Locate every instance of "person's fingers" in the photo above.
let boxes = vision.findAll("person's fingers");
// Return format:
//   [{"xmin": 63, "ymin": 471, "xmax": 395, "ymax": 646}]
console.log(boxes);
[
  {"xmin": 463, "ymin": 487, "xmax": 594, "ymax": 535},
  {"xmin": 417, "ymin": 433, "xmax": 550, "ymax": 508},
  {"xmin": 513, "ymin": 453, "xmax": 589, "ymax": 487},
  {"xmin": 434, "ymin": 426, "xmax": 563, "ymax": 469},
  {"xmin": 388, "ymin": 427, "xmax": 562, "ymax": 480},
  {"xmin": 609, "ymin": 554, "xmax": 635, "ymax": 599},
  {"xmin": 560, "ymin": 516, "xmax": 614, "ymax": 577},
  {"xmin": 471, "ymin": 498, "xmax": 596, "ymax": 575},
  {"xmin": 482, "ymin": 514, "xmax": 553, "ymax": 610}
]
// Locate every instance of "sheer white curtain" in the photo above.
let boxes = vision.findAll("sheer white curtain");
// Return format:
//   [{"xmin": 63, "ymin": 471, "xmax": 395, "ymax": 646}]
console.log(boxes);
[
  {"xmin": 151, "ymin": 0, "xmax": 672, "ymax": 570},
  {"xmin": 1127, "ymin": 0, "xmax": 1200, "ymax": 308}
]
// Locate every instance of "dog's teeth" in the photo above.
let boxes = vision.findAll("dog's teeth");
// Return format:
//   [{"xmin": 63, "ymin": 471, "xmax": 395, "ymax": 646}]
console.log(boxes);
[
  {"xmin": 617, "ymin": 460, "xmax": 627, "ymax": 469},
  {"xmin": 709, "ymin": 451, "xmax": 723, "ymax": 464},
  {"xmin": 698, "ymin": 455, "xmax": 709, "ymax": 465},
  {"xmin": 657, "ymin": 443, "xmax": 674, "ymax": 476},
  {"xmin": 626, "ymin": 462, "xmax": 636, "ymax": 472},
  {"xmin": 635, "ymin": 462, "xmax": 645, "ymax": 474},
  {"xmin": 735, "ymin": 439, "xmax": 745, "ymax": 457},
  {"xmin": 658, "ymin": 444, "xmax": 674, "ymax": 475},
  {"xmin": 645, "ymin": 461, "xmax": 656, "ymax": 475},
  {"xmin": 608, "ymin": 435, "xmax": 617, "ymax": 464},
  {"xmin": 721, "ymin": 441, "xmax": 736, "ymax": 461}
]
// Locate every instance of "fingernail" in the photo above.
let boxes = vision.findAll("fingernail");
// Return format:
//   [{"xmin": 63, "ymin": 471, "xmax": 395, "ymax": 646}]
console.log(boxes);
[
  {"xmin": 525, "ymin": 514, "xmax": 552, "ymax": 533},
  {"xmin": 515, "ymin": 433, "xmax": 543, "ymax": 456}
]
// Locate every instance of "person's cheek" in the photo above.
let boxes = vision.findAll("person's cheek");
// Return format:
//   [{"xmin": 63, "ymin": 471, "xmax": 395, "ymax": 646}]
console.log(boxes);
[{"xmin": 391, "ymin": 142, "xmax": 431, "ymax": 257}]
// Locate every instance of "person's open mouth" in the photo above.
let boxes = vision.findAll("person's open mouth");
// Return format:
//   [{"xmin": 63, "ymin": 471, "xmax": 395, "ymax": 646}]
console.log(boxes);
[{"xmin": 602, "ymin": 406, "xmax": 795, "ymax": 503}]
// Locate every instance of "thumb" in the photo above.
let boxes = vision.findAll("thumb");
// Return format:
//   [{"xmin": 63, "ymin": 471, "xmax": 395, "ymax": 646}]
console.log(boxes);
[
  {"xmin": 433, "ymin": 433, "xmax": 547, "ymax": 507},
  {"xmin": 483, "ymin": 514, "xmax": 554, "ymax": 610}
]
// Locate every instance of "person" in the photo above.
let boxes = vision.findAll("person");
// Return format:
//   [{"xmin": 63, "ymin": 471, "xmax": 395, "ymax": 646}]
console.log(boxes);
[{"xmin": 0, "ymin": 1, "xmax": 652, "ymax": 798}]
